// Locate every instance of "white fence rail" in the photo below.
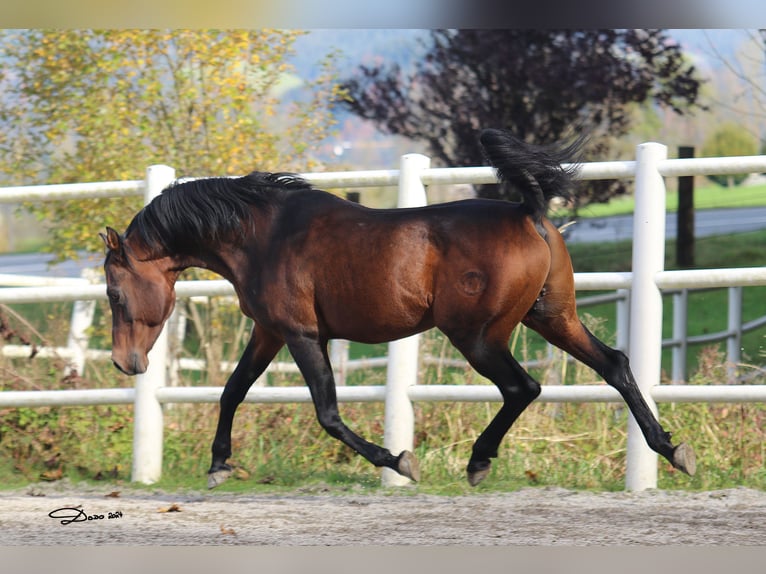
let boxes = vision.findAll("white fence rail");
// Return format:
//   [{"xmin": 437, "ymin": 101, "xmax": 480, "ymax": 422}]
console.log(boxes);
[
  {"xmin": 2, "ymin": 144, "xmax": 766, "ymax": 490},
  {"xmin": 3, "ymin": 281, "xmax": 759, "ymax": 382}
]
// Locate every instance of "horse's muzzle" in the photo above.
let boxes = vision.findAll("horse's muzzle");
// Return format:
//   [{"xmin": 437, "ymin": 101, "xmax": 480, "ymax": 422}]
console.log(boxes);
[{"xmin": 112, "ymin": 351, "xmax": 147, "ymax": 376}]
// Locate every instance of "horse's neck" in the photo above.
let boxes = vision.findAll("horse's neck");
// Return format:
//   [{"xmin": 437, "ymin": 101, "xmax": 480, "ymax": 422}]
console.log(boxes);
[
  {"xmin": 172, "ymin": 242, "xmax": 251, "ymax": 288},
  {"xmin": 137, "ymin": 204, "xmax": 273, "ymax": 287}
]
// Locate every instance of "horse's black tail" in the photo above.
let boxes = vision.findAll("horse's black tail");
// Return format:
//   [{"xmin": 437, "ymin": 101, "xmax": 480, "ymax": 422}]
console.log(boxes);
[{"xmin": 479, "ymin": 128, "xmax": 585, "ymax": 226}]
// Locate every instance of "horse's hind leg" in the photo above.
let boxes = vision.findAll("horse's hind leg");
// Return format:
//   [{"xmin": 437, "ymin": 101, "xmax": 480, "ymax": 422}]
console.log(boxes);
[
  {"xmin": 523, "ymin": 309, "xmax": 696, "ymax": 477},
  {"xmin": 286, "ymin": 334, "xmax": 419, "ymax": 482},
  {"xmin": 450, "ymin": 336, "xmax": 542, "ymax": 486},
  {"xmin": 208, "ymin": 325, "xmax": 284, "ymax": 489}
]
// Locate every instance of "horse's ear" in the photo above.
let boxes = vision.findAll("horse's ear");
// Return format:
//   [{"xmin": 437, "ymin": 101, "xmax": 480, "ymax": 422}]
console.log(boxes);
[{"xmin": 100, "ymin": 227, "xmax": 124, "ymax": 255}]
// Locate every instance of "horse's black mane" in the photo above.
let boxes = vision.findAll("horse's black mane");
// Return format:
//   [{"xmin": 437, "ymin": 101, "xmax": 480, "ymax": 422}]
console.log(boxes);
[{"xmin": 126, "ymin": 171, "xmax": 312, "ymax": 258}]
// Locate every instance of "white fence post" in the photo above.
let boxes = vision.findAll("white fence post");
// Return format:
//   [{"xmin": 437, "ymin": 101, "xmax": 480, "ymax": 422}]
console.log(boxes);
[
  {"xmin": 330, "ymin": 339, "xmax": 350, "ymax": 386},
  {"xmin": 166, "ymin": 307, "xmax": 186, "ymax": 388},
  {"xmin": 727, "ymin": 286, "xmax": 743, "ymax": 382},
  {"xmin": 615, "ymin": 288, "xmax": 630, "ymax": 353},
  {"xmin": 382, "ymin": 153, "xmax": 429, "ymax": 486},
  {"xmin": 672, "ymin": 289, "xmax": 689, "ymax": 383},
  {"xmin": 131, "ymin": 164, "xmax": 175, "ymax": 484},
  {"xmin": 626, "ymin": 143, "xmax": 667, "ymax": 491},
  {"xmin": 64, "ymin": 268, "xmax": 99, "ymax": 377}
]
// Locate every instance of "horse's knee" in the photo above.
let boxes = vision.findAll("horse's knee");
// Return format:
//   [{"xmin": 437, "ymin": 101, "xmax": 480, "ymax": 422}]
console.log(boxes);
[
  {"xmin": 526, "ymin": 379, "xmax": 542, "ymax": 401},
  {"xmin": 597, "ymin": 345, "xmax": 632, "ymax": 386},
  {"xmin": 219, "ymin": 382, "xmax": 249, "ymax": 410},
  {"xmin": 614, "ymin": 350, "xmax": 631, "ymax": 376},
  {"xmin": 500, "ymin": 378, "xmax": 541, "ymax": 405}
]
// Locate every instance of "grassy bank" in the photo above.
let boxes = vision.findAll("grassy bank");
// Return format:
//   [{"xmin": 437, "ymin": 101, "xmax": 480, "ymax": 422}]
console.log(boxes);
[{"xmin": 566, "ymin": 181, "xmax": 766, "ymax": 219}]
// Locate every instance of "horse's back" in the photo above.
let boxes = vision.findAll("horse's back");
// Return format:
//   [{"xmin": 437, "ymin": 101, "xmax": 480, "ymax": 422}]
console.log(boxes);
[{"xmin": 271, "ymin": 195, "xmax": 553, "ymax": 342}]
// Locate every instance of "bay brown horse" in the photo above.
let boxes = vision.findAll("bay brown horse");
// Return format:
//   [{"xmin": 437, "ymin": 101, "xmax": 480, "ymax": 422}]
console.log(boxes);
[{"xmin": 102, "ymin": 129, "xmax": 695, "ymax": 488}]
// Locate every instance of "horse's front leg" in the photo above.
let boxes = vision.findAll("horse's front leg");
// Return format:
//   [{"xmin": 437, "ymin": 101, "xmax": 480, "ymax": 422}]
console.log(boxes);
[
  {"xmin": 286, "ymin": 334, "xmax": 420, "ymax": 482},
  {"xmin": 207, "ymin": 325, "xmax": 284, "ymax": 489}
]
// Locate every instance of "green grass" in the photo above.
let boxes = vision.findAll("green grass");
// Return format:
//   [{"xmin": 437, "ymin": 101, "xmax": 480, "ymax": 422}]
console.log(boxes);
[
  {"xmin": 567, "ymin": 182, "xmax": 766, "ymax": 219},
  {"xmin": 2, "ymin": 393, "xmax": 763, "ymax": 495},
  {"xmin": 565, "ymin": 229, "xmax": 766, "ymax": 378}
]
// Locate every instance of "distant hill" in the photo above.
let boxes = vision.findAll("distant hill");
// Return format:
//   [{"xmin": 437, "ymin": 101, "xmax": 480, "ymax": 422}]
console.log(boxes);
[
  {"xmin": 285, "ymin": 30, "xmax": 429, "ymax": 170},
  {"xmin": 291, "ymin": 29, "xmax": 427, "ymax": 80}
]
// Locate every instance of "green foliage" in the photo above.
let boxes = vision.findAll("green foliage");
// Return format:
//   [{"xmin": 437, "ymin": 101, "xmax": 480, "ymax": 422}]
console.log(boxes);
[
  {"xmin": 0, "ymin": 30, "xmax": 345, "ymax": 262},
  {"xmin": 0, "ymin": 404, "xmax": 134, "ymax": 483},
  {"xmin": 701, "ymin": 123, "xmax": 759, "ymax": 187}
]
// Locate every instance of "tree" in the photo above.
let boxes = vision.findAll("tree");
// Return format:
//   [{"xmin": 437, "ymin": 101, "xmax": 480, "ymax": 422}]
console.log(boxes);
[
  {"xmin": 0, "ymin": 30, "xmax": 344, "ymax": 261},
  {"xmin": 701, "ymin": 123, "xmax": 759, "ymax": 187},
  {"xmin": 694, "ymin": 30, "xmax": 766, "ymax": 156},
  {"xmin": 701, "ymin": 30, "xmax": 766, "ymax": 124},
  {"xmin": 340, "ymin": 29, "xmax": 703, "ymax": 210}
]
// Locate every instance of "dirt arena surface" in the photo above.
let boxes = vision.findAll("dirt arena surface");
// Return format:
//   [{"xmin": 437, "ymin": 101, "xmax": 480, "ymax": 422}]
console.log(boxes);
[{"xmin": 1, "ymin": 480, "xmax": 765, "ymax": 546}]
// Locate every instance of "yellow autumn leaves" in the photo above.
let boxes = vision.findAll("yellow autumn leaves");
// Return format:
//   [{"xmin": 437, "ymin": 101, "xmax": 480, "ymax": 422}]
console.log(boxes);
[{"xmin": 0, "ymin": 29, "xmax": 346, "ymax": 261}]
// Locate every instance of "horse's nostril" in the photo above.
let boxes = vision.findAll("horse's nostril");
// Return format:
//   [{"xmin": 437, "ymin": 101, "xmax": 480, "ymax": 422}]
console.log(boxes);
[
  {"xmin": 112, "ymin": 359, "xmax": 133, "ymax": 376},
  {"xmin": 128, "ymin": 352, "xmax": 147, "ymax": 375}
]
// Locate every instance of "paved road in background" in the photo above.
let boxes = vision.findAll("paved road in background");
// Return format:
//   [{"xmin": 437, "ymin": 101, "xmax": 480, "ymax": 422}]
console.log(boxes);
[
  {"xmin": 0, "ymin": 252, "xmax": 99, "ymax": 278},
  {"xmin": 1, "ymin": 207, "xmax": 765, "ymax": 278},
  {"xmin": 561, "ymin": 206, "xmax": 766, "ymax": 244}
]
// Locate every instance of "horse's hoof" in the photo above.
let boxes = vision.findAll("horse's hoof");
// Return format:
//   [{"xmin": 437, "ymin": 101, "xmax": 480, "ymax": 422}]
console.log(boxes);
[
  {"xmin": 207, "ymin": 468, "xmax": 232, "ymax": 489},
  {"xmin": 397, "ymin": 450, "xmax": 420, "ymax": 482},
  {"xmin": 467, "ymin": 461, "xmax": 491, "ymax": 487},
  {"xmin": 672, "ymin": 442, "xmax": 696, "ymax": 477}
]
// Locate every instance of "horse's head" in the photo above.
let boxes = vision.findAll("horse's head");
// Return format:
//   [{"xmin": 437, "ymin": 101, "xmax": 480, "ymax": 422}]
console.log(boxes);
[{"xmin": 101, "ymin": 227, "xmax": 177, "ymax": 375}]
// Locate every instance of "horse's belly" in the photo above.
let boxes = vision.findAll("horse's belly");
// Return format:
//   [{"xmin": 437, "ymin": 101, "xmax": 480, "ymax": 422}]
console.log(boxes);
[{"xmin": 319, "ymin": 284, "xmax": 434, "ymax": 344}]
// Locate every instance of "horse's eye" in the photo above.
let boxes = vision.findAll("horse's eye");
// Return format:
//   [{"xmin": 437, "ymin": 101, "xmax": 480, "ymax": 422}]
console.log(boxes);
[{"xmin": 107, "ymin": 289, "xmax": 121, "ymax": 304}]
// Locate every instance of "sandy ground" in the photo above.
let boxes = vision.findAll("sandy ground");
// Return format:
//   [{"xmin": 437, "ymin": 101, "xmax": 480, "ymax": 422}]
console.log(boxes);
[{"xmin": 1, "ymin": 480, "xmax": 766, "ymax": 546}]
